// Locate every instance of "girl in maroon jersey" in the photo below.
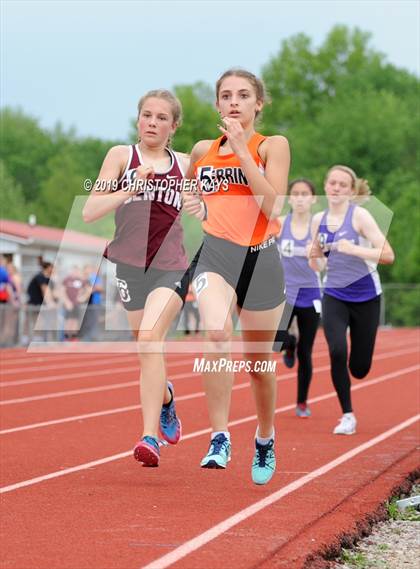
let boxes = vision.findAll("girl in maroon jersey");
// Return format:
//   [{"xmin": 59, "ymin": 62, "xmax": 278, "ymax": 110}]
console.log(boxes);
[{"xmin": 83, "ymin": 90, "xmax": 189, "ymax": 467}]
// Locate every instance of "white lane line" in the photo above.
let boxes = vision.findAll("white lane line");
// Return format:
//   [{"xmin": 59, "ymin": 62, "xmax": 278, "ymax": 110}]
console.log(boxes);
[
  {"xmin": 1, "ymin": 346, "xmax": 417, "ymax": 405},
  {"xmin": 0, "ymin": 354, "xmax": 202, "ymax": 378},
  {"xmin": 1, "ymin": 364, "xmax": 418, "ymax": 494},
  {"xmin": 0, "ymin": 368, "xmax": 305, "ymax": 434},
  {"xmin": 2, "ymin": 358, "xmax": 418, "ymax": 434},
  {"xmin": 0, "ymin": 405, "xmax": 141, "ymax": 434},
  {"xmin": 0, "ymin": 353, "xmax": 112, "ymax": 365},
  {"xmin": 1, "ymin": 335, "xmax": 417, "ymax": 386},
  {"xmin": 0, "ymin": 367, "xmax": 198, "ymax": 405},
  {"xmin": 0, "ymin": 356, "xmax": 201, "ymax": 387},
  {"xmin": 0, "ymin": 380, "xmax": 140, "ymax": 405},
  {"xmin": 1, "ymin": 356, "xmax": 138, "ymax": 375},
  {"xmin": 141, "ymin": 414, "xmax": 420, "ymax": 569}
]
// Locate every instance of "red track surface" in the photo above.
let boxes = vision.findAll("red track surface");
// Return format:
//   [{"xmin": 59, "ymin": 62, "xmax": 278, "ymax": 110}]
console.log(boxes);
[{"xmin": 1, "ymin": 328, "xmax": 419, "ymax": 569}]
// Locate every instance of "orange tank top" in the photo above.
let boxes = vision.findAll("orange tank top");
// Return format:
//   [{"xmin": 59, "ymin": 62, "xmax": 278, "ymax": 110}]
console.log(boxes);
[{"xmin": 194, "ymin": 132, "xmax": 280, "ymax": 246}]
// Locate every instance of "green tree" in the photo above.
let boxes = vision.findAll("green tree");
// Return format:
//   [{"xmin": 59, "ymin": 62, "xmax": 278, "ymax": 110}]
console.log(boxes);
[
  {"xmin": 172, "ymin": 82, "xmax": 219, "ymax": 153},
  {"xmin": 35, "ymin": 152, "xmax": 85, "ymax": 227},
  {"xmin": 288, "ymin": 89, "xmax": 415, "ymax": 188},
  {"xmin": 0, "ymin": 161, "xmax": 28, "ymax": 220},
  {"xmin": 64, "ymin": 138, "xmax": 116, "ymax": 185},
  {"xmin": 0, "ymin": 108, "xmax": 56, "ymax": 201},
  {"xmin": 261, "ymin": 25, "xmax": 418, "ymax": 133},
  {"xmin": 380, "ymin": 170, "xmax": 420, "ymax": 284}
]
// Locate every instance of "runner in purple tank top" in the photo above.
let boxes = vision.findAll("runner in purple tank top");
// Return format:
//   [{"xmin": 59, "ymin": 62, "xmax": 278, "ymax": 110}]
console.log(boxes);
[
  {"xmin": 309, "ymin": 165, "xmax": 394, "ymax": 435},
  {"xmin": 273, "ymin": 179, "xmax": 321, "ymax": 417},
  {"xmin": 83, "ymin": 90, "xmax": 190, "ymax": 467}
]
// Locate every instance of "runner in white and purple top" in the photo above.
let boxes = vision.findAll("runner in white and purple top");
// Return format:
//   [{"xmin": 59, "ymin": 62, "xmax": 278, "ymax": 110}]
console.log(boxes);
[
  {"xmin": 311, "ymin": 165, "xmax": 394, "ymax": 436},
  {"xmin": 279, "ymin": 213, "xmax": 321, "ymax": 308},
  {"xmin": 318, "ymin": 203, "xmax": 382, "ymax": 303},
  {"xmin": 273, "ymin": 179, "xmax": 321, "ymax": 418}
]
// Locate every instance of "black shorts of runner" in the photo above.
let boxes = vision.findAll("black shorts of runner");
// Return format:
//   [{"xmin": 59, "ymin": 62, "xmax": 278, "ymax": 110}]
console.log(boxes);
[
  {"xmin": 115, "ymin": 263, "xmax": 189, "ymax": 312},
  {"xmin": 190, "ymin": 233, "xmax": 285, "ymax": 310}
]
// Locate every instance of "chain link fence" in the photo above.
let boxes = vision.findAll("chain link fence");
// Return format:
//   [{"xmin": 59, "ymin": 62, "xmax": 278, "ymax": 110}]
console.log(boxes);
[{"xmin": 0, "ymin": 284, "xmax": 418, "ymax": 348}]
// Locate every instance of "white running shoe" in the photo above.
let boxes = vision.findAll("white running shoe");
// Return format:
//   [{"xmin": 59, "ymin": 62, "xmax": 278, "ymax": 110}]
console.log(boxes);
[{"xmin": 333, "ymin": 413, "xmax": 357, "ymax": 435}]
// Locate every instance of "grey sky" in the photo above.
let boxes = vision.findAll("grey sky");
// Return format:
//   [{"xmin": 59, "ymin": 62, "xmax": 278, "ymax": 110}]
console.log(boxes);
[{"xmin": 2, "ymin": 0, "xmax": 419, "ymax": 140}]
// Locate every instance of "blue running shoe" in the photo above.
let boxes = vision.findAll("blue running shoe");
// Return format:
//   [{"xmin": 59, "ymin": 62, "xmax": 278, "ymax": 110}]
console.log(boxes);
[
  {"xmin": 133, "ymin": 435, "xmax": 160, "ymax": 467},
  {"xmin": 159, "ymin": 381, "xmax": 182, "ymax": 445},
  {"xmin": 200, "ymin": 434, "xmax": 231, "ymax": 469},
  {"xmin": 252, "ymin": 439, "xmax": 276, "ymax": 485},
  {"xmin": 295, "ymin": 403, "xmax": 311, "ymax": 418}
]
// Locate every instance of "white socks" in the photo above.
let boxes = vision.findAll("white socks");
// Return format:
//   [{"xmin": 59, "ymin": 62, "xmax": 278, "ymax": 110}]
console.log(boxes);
[
  {"xmin": 211, "ymin": 431, "xmax": 230, "ymax": 441},
  {"xmin": 256, "ymin": 428, "xmax": 275, "ymax": 446},
  {"xmin": 210, "ymin": 430, "xmax": 274, "ymax": 444}
]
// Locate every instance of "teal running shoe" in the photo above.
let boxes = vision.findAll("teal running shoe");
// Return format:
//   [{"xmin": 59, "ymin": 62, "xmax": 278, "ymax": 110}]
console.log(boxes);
[
  {"xmin": 252, "ymin": 439, "xmax": 276, "ymax": 485},
  {"xmin": 159, "ymin": 381, "xmax": 182, "ymax": 445},
  {"xmin": 200, "ymin": 434, "xmax": 231, "ymax": 469}
]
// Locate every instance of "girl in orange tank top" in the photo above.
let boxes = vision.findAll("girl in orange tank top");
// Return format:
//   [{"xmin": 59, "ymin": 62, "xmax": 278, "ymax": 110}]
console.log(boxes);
[
  {"xmin": 184, "ymin": 69, "xmax": 290, "ymax": 485},
  {"xmin": 194, "ymin": 131, "xmax": 280, "ymax": 246}
]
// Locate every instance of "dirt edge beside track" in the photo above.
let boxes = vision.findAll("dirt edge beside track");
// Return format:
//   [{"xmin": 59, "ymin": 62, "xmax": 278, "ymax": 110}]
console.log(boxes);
[
  {"xmin": 254, "ymin": 451, "xmax": 419, "ymax": 569},
  {"xmin": 306, "ymin": 470, "xmax": 419, "ymax": 569}
]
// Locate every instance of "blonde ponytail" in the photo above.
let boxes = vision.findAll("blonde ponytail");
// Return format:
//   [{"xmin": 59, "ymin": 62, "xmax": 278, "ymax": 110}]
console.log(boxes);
[{"xmin": 353, "ymin": 177, "xmax": 371, "ymax": 203}]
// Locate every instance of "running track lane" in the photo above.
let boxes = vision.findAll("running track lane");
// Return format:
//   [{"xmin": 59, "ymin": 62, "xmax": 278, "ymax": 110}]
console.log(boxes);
[
  {"xmin": 0, "ymin": 329, "xmax": 419, "ymax": 569},
  {"xmin": 0, "ymin": 348, "xmax": 417, "ymax": 485},
  {"xmin": 0, "ymin": 338, "xmax": 416, "ymax": 429}
]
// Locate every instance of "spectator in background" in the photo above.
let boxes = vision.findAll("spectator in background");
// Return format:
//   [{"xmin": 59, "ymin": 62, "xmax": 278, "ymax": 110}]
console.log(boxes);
[
  {"xmin": 79, "ymin": 264, "xmax": 104, "ymax": 341},
  {"xmin": 0, "ymin": 255, "xmax": 17, "ymax": 346},
  {"xmin": 5, "ymin": 262, "xmax": 22, "ymax": 345},
  {"xmin": 6, "ymin": 262, "xmax": 22, "ymax": 304},
  {"xmin": 26, "ymin": 261, "xmax": 56, "ymax": 342},
  {"xmin": 27, "ymin": 261, "xmax": 55, "ymax": 305},
  {"xmin": 61, "ymin": 265, "xmax": 89, "ymax": 340},
  {"xmin": 0, "ymin": 255, "xmax": 12, "ymax": 304}
]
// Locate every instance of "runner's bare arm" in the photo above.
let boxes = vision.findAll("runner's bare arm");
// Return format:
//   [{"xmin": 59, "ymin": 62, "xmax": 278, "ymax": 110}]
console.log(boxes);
[
  {"xmin": 308, "ymin": 212, "xmax": 327, "ymax": 272},
  {"xmin": 183, "ymin": 141, "xmax": 212, "ymax": 220},
  {"xmin": 238, "ymin": 135, "xmax": 290, "ymax": 219},
  {"xmin": 258, "ymin": 136, "xmax": 290, "ymax": 218},
  {"xmin": 339, "ymin": 207, "xmax": 395, "ymax": 265},
  {"xmin": 83, "ymin": 146, "xmax": 153, "ymax": 223}
]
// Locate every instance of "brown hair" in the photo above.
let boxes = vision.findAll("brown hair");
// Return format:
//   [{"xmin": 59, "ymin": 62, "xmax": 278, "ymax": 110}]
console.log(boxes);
[
  {"xmin": 326, "ymin": 165, "xmax": 371, "ymax": 203},
  {"xmin": 288, "ymin": 178, "xmax": 316, "ymax": 196},
  {"xmin": 137, "ymin": 90, "xmax": 182, "ymax": 125},
  {"xmin": 215, "ymin": 68, "xmax": 270, "ymax": 118}
]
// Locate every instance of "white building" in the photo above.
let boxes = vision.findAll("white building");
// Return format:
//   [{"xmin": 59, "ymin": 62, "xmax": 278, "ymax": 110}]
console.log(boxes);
[{"xmin": 0, "ymin": 218, "xmax": 108, "ymax": 287}]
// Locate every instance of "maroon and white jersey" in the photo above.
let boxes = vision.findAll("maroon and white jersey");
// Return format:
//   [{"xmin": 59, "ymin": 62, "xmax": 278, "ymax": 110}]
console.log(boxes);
[{"xmin": 105, "ymin": 145, "xmax": 189, "ymax": 270}]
